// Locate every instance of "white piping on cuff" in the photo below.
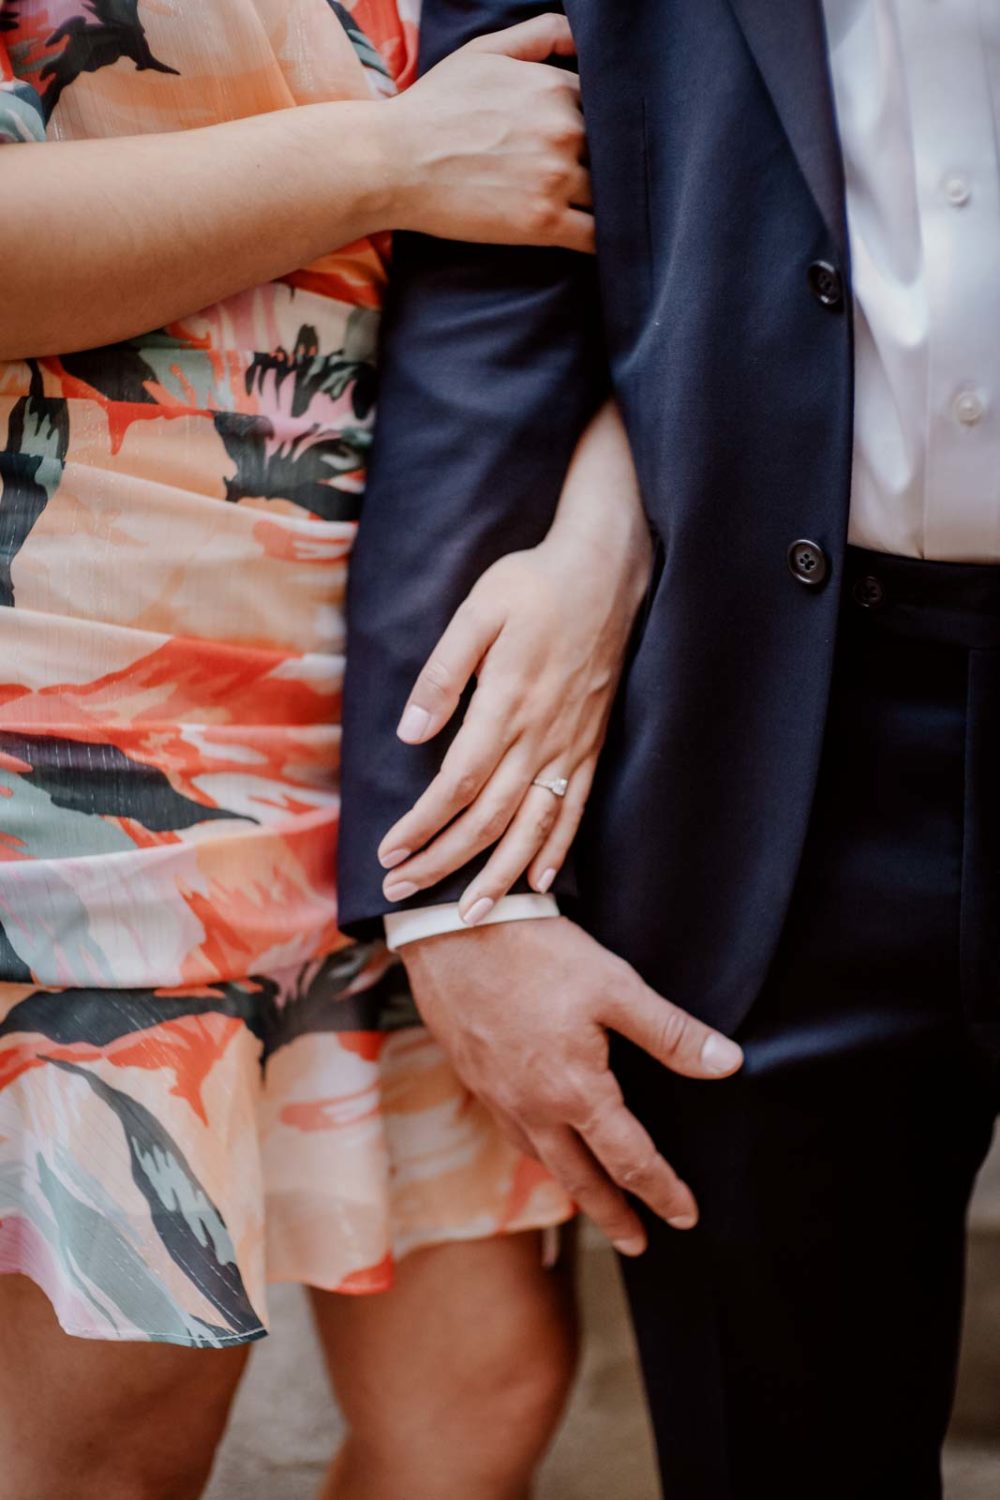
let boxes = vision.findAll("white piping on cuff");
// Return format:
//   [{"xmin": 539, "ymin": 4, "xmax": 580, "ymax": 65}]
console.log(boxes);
[{"xmin": 384, "ymin": 893, "xmax": 560, "ymax": 952}]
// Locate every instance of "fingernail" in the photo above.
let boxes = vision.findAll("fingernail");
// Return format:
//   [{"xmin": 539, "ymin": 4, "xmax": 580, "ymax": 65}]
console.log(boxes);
[
  {"xmin": 397, "ymin": 706, "xmax": 431, "ymax": 743},
  {"xmin": 462, "ymin": 897, "xmax": 495, "ymax": 927},
  {"xmin": 379, "ymin": 847, "xmax": 411, "ymax": 870},
  {"xmin": 535, "ymin": 867, "xmax": 557, "ymax": 894},
  {"xmin": 700, "ymin": 1033, "xmax": 744, "ymax": 1076},
  {"xmin": 613, "ymin": 1236, "xmax": 647, "ymax": 1257},
  {"xmin": 667, "ymin": 1214, "xmax": 698, "ymax": 1232},
  {"xmin": 383, "ymin": 880, "xmax": 419, "ymax": 903}
]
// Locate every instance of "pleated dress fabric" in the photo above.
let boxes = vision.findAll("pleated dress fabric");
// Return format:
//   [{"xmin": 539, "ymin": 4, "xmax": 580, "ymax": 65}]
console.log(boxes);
[{"xmin": 0, "ymin": 0, "xmax": 571, "ymax": 1347}]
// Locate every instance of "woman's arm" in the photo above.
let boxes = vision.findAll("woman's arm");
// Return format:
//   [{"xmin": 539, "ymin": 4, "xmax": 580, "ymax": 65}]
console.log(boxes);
[
  {"xmin": 377, "ymin": 398, "xmax": 653, "ymax": 918},
  {"xmin": 0, "ymin": 15, "xmax": 590, "ymax": 360}
]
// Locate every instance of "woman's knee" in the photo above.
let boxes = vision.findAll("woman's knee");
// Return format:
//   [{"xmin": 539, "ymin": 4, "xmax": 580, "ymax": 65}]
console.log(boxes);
[
  {"xmin": 6, "ymin": 1389, "xmax": 241, "ymax": 1500},
  {"xmin": 0, "ymin": 1276, "xmax": 249, "ymax": 1500},
  {"xmin": 343, "ymin": 1249, "xmax": 578, "ymax": 1474},
  {"xmin": 454, "ymin": 1310, "xmax": 578, "ymax": 1471},
  {"xmin": 28, "ymin": 1449, "xmax": 219, "ymax": 1500},
  {"xmin": 5, "ymin": 1424, "xmax": 227, "ymax": 1500},
  {"xmin": 344, "ymin": 1316, "xmax": 577, "ymax": 1497},
  {"xmin": 451, "ymin": 1277, "xmax": 577, "ymax": 1439}
]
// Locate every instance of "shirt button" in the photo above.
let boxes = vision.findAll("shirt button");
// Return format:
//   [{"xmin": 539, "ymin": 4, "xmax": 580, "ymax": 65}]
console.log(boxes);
[
  {"xmin": 807, "ymin": 261, "xmax": 844, "ymax": 309},
  {"xmin": 954, "ymin": 389, "xmax": 986, "ymax": 426},
  {"xmin": 944, "ymin": 175, "xmax": 971, "ymax": 207}
]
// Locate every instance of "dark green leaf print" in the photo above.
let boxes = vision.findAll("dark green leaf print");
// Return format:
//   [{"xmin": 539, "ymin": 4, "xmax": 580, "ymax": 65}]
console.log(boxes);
[
  {"xmin": 49, "ymin": 1059, "xmax": 265, "ymax": 1340},
  {"xmin": 0, "ymin": 365, "xmax": 68, "ymax": 607},
  {"xmin": 39, "ymin": 0, "xmax": 178, "ymax": 120}
]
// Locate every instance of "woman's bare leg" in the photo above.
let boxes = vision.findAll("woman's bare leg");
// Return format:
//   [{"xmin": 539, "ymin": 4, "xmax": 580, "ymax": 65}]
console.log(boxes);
[
  {"xmin": 311, "ymin": 1231, "xmax": 577, "ymax": 1500},
  {"xmin": 0, "ymin": 1275, "xmax": 251, "ymax": 1500}
]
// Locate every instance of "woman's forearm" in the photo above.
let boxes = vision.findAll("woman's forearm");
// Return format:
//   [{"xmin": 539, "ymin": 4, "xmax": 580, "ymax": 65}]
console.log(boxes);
[
  {"xmin": 541, "ymin": 399, "xmax": 654, "ymax": 613},
  {"xmin": 0, "ymin": 14, "xmax": 590, "ymax": 361},
  {"xmin": 373, "ymin": 399, "xmax": 656, "ymax": 908},
  {"xmin": 0, "ymin": 101, "xmax": 399, "ymax": 361}
]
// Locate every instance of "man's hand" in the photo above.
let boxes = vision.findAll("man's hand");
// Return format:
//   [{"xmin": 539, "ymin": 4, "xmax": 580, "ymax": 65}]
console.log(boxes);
[{"xmin": 401, "ymin": 917, "xmax": 744, "ymax": 1255}]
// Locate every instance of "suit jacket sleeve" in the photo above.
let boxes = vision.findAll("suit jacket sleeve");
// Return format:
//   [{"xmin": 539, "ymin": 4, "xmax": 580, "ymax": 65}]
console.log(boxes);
[{"xmin": 337, "ymin": 0, "xmax": 608, "ymax": 939}]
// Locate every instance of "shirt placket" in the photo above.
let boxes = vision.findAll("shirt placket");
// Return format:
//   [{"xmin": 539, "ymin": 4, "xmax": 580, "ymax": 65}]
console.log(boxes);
[{"xmin": 908, "ymin": 0, "xmax": 1000, "ymax": 560}]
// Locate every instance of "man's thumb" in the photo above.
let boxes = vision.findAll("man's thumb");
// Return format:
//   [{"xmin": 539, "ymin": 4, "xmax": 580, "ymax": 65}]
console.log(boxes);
[{"xmin": 612, "ymin": 984, "xmax": 745, "ymax": 1081}]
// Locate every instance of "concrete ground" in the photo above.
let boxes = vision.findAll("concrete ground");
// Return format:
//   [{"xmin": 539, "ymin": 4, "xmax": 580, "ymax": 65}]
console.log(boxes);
[{"xmin": 205, "ymin": 1158, "xmax": 1000, "ymax": 1500}]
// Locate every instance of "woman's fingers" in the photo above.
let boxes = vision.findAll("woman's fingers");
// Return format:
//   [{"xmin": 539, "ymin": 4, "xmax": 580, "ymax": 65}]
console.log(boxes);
[
  {"xmin": 552, "ymin": 207, "xmax": 596, "ymax": 255},
  {"xmin": 569, "ymin": 166, "xmax": 593, "ymax": 209},
  {"xmin": 396, "ymin": 596, "xmax": 502, "ymax": 746},
  {"xmin": 457, "ymin": 781, "xmax": 567, "ymax": 921},
  {"xmin": 469, "ymin": 13, "xmax": 576, "ymax": 62},
  {"xmin": 528, "ymin": 758, "xmax": 596, "ymax": 894},
  {"xmin": 382, "ymin": 749, "xmax": 533, "ymax": 900},
  {"xmin": 378, "ymin": 693, "xmax": 522, "ymax": 870},
  {"xmin": 532, "ymin": 1125, "xmax": 647, "ymax": 1256}
]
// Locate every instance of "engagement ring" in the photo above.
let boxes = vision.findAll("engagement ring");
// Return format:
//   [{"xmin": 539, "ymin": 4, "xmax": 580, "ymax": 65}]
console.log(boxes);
[{"xmin": 532, "ymin": 776, "xmax": 569, "ymax": 799}]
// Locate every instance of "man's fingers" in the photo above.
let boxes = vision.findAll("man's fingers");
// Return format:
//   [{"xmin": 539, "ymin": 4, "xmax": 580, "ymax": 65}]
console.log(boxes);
[
  {"xmin": 532, "ymin": 1126, "xmax": 647, "ymax": 1256},
  {"xmin": 396, "ymin": 598, "xmax": 501, "ymax": 746},
  {"xmin": 470, "ymin": 13, "xmax": 575, "ymax": 62},
  {"xmin": 607, "ymin": 983, "xmax": 744, "ymax": 1081},
  {"xmin": 486, "ymin": 1104, "xmax": 538, "ymax": 1161},
  {"xmin": 580, "ymin": 1091, "xmax": 698, "ymax": 1229}
]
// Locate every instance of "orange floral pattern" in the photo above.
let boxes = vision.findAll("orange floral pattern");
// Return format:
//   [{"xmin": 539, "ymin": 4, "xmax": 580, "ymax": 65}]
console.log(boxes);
[{"xmin": 0, "ymin": 0, "xmax": 570, "ymax": 1345}]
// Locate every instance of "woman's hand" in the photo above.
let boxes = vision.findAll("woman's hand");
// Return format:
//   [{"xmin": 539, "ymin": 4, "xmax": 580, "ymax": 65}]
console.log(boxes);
[
  {"xmin": 379, "ymin": 14, "xmax": 594, "ymax": 254},
  {"xmin": 379, "ymin": 402, "xmax": 653, "ymax": 922}
]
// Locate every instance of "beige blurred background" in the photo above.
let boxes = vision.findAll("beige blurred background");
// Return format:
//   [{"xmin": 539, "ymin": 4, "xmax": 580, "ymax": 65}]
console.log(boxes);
[{"xmin": 205, "ymin": 1146, "xmax": 1000, "ymax": 1500}]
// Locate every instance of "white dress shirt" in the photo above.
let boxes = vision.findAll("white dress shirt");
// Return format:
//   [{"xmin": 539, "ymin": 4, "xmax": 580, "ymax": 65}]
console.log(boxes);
[
  {"xmin": 387, "ymin": 0, "xmax": 1000, "ymax": 950},
  {"xmin": 825, "ymin": 0, "xmax": 1000, "ymax": 560}
]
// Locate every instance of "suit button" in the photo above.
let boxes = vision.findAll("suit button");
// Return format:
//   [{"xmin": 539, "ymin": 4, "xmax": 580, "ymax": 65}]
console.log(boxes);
[
  {"xmin": 808, "ymin": 260, "xmax": 844, "ymax": 308},
  {"xmin": 787, "ymin": 539, "xmax": 829, "ymax": 588}
]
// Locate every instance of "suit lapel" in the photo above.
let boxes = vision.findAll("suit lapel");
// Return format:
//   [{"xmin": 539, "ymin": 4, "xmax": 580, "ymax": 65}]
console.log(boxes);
[{"xmin": 727, "ymin": 0, "xmax": 847, "ymax": 255}]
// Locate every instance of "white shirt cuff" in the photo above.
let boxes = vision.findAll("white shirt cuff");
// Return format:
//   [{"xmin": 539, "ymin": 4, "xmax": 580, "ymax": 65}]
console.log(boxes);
[{"xmin": 384, "ymin": 893, "xmax": 560, "ymax": 952}]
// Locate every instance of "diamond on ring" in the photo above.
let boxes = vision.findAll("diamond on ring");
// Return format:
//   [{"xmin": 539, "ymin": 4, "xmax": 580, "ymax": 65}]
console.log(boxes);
[{"xmin": 532, "ymin": 776, "xmax": 569, "ymax": 799}]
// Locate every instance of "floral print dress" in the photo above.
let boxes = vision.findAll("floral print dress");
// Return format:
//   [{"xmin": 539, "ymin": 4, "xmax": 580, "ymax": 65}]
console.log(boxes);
[{"xmin": 0, "ymin": 0, "xmax": 570, "ymax": 1347}]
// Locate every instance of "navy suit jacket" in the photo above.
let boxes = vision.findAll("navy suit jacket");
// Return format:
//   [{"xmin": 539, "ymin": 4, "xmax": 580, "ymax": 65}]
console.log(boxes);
[{"xmin": 338, "ymin": 0, "xmax": 854, "ymax": 1038}]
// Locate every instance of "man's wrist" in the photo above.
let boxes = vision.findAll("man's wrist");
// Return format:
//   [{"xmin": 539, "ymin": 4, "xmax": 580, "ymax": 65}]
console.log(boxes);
[{"xmin": 384, "ymin": 893, "xmax": 560, "ymax": 952}]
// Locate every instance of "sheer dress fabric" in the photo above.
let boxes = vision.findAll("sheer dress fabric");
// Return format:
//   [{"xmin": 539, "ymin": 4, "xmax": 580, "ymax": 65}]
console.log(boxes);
[{"xmin": 0, "ymin": 0, "xmax": 570, "ymax": 1347}]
